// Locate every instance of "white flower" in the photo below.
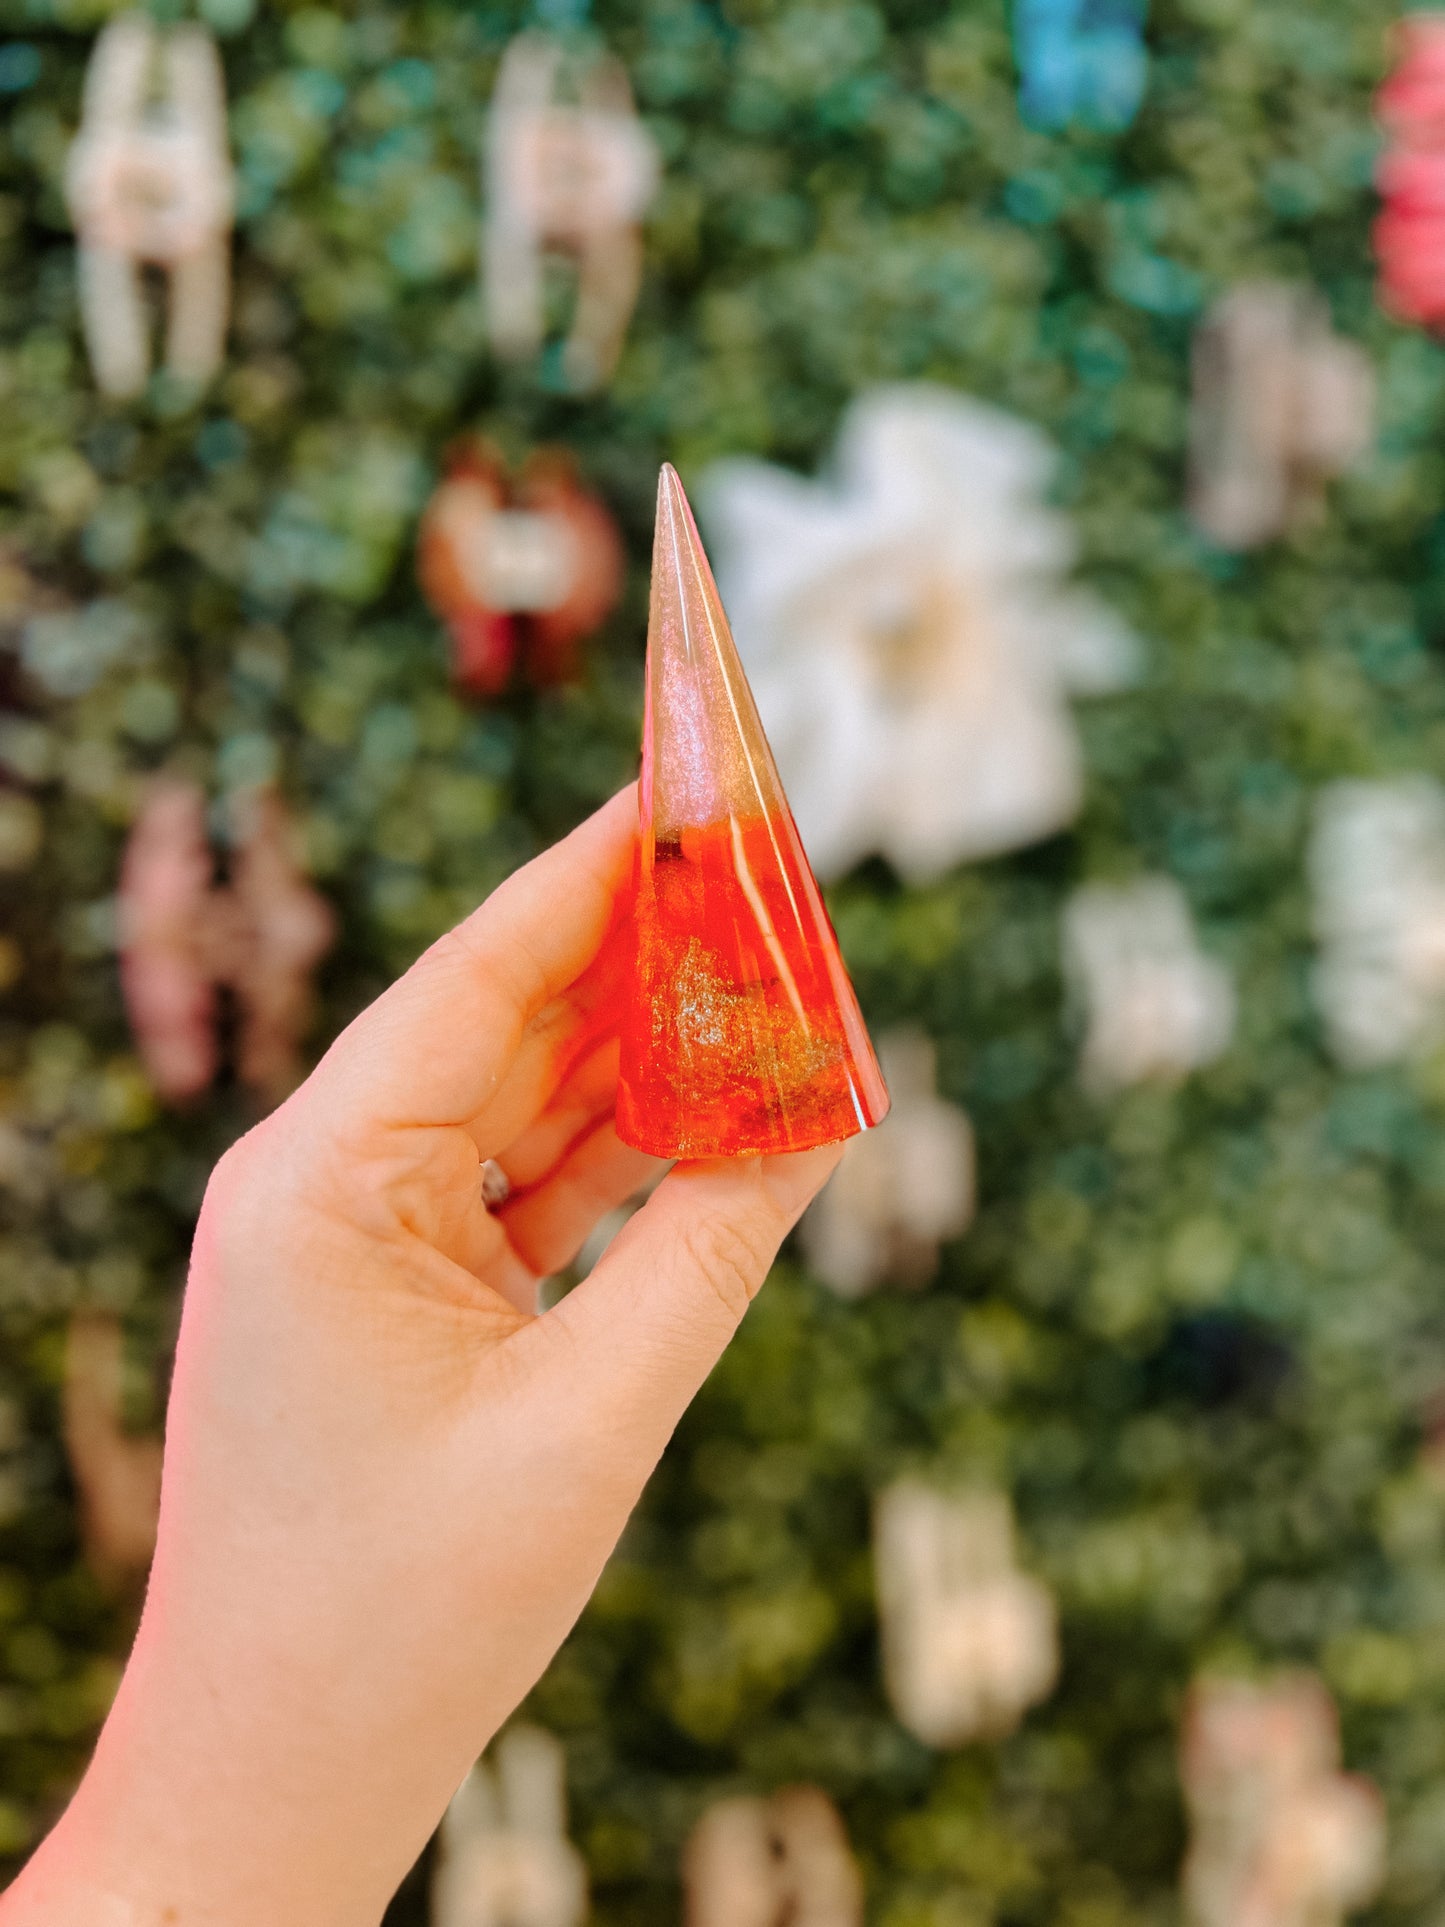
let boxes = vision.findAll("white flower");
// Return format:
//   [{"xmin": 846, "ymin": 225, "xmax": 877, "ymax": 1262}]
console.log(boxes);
[
  {"xmin": 1181, "ymin": 1673, "xmax": 1385, "ymax": 1927},
  {"xmin": 801, "ymin": 1031, "xmax": 974, "ymax": 1299},
  {"xmin": 484, "ymin": 34, "xmax": 659, "ymax": 392},
  {"xmin": 434, "ymin": 1727, "xmax": 587, "ymax": 1927},
  {"xmin": 1309, "ymin": 776, "xmax": 1445, "ymax": 1067},
  {"xmin": 699, "ymin": 385, "xmax": 1138, "ymax": 882},
  {"xmin": 1063, "ymin": 878, "xmax": 1235, "ymax": 1093},
  {"xmin": 874, "ymin": 1481, "xmax": 1059, "ymax": 1748}
]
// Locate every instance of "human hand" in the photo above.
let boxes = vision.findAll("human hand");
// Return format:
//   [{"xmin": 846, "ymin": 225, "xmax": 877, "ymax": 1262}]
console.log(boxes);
[{"xmin": 4, "ymin": 788, "xmax": 843, "ymax": 1927}]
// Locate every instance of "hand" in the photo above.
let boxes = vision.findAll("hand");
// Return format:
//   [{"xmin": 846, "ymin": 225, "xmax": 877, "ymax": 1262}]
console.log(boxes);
[{"xmin": 4, "ymin": 788, "xmax": 843, "ymax": 1927}]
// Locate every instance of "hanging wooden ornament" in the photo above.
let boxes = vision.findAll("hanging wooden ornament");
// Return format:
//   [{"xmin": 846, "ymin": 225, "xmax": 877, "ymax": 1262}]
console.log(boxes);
[
  {"xmin": 1376, "ymin": 15, "xmax": 1445, "ymax": 330},
  {"xmin": 1014, "ymin": 0, "xmax": 1148, "ymax": 132},
  {"xmin": 684, "ymin": 1787, "xmax": 863, "ymax": 1927},
  {"xmin": 117, "ymin": 780, "xmax": 335, "ymax": 1106},
  {"xmin": 433, "ymin": 1726, "xmax": 587, "ymax": 1927},
  {"xmin": 1181, "ymin": 1673, "xmax": 1385, "ymax": 1927},
  {"xmin": 1309, "ymin": 776, "xmax": 1445, "ymax": 1068},
  {"xmin": 483, "ymin": 32, "xmax": 660, "ymax": 391},
  {"xmin": 62, "ymin": 1312, "xmax": 163, "ymax": 1585},
  {"xmin": 65, "ymin": 14, "xmax": 234, "ymax": 398},
  {"xmin": 1189, "ymin": 283, "xmax": 1374, "ymax": 549},
  {"xmin": 417, "ymin": 441, "xmax": 625, "ymax": 696},
  {"xmin": 874, "ymin": 1481, "xmax": 1059, "ymax": 1749},
  {"xmin": 801, "ymin": 1031, "xmax": 974, "ymax": 1300},
  {"xmin": 1062, "ymin": 878, "xmax": 1235, "ymax": 1093}
]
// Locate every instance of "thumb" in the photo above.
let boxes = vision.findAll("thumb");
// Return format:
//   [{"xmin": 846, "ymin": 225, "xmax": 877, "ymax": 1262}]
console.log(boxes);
[{"xmin": 548, "ymin": 1142, "xmax": 844, "ymax": 1442}]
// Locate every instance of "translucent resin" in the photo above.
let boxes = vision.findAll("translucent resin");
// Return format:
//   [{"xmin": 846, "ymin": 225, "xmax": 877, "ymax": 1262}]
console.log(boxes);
[{"xmin": 616, "ymin": 465, "xmax": 890, "ymax": 1158}]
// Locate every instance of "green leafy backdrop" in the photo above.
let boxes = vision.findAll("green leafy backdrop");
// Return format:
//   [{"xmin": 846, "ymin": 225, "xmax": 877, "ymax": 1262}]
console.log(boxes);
[{"xmin": 5, "ymin": 0, "xmax": 1445, "ymax": 1920}]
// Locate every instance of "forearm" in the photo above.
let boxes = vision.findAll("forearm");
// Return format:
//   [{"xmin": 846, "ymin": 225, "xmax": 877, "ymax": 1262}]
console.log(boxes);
[
  {"xmin": 3, "ymin": 1438, "xmax": 640, "ymax": 1927},
  {"xmin": 0, "ymin": 1622, "xmax": 413, "ymax": 1927}
]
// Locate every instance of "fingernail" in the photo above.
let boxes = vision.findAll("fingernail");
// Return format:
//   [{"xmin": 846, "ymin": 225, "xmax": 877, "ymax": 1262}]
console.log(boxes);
[{"xmin": 760, "ymin": 1141, "xmax": 846, "ymax": 1219}]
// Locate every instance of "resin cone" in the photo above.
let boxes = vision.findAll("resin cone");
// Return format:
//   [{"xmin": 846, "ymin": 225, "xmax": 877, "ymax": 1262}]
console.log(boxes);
[{"xmin": 616, "ymin": 465, "xmax": 890, "ymax": 1158}]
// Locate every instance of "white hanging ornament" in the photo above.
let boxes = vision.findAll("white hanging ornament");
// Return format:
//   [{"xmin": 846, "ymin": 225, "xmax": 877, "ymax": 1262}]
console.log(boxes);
[
  {"xmin": 700, "ymin": 385, "xmax": 1139, "ymax": 883},
  {"xmin": 1310, "ymin": 776, "xmax": 1445, "ymax": 1067},
  {"xmin": 801, "ymin": 1030, "xmax": 974, "ymax": 1300},
  {"xmin": 483, "ymin": 33, "xmax": 660, "ymax": 393},
  {"xmin": 874, "ymin": 1481, "xmax": 1059, "ymax": 1748},
  {"xmin": 1062, "ymin": 877, "xmax": 1235, "ymax": 1094},
  {"xmin": 65, "ymin": 14, "xmax": 234, "ymax": 399},
  {"xmin": 433, "ymin": 1726, "xmax": 587, "ymax": 1927},
  {"xmin": 684, "ymin": 1786, "xmax": 863, "ymax": 1927},
  {"xmin": 1189, "ymin": 282, "xmax": 1374, "ymax": 550},
  {"xmin": 1181, "ymin": 1672, "xmax": 1385, "ymax": 1927}
]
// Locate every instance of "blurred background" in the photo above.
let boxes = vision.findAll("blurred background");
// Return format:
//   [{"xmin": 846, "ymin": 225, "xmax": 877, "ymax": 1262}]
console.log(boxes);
[{"xmin": 2, "ymin": 0, "xmax": 1444, "ymax": 1921}]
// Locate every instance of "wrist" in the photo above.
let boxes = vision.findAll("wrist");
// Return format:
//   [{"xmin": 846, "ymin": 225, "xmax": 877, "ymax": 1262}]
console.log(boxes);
[
  {"xmin": 0, "ymin": 1619, "xmax": 396, "ymax": 1927},
  {"xmin": 1, "ymin": 1835, "xmax": 144, "ymax": 1927}
]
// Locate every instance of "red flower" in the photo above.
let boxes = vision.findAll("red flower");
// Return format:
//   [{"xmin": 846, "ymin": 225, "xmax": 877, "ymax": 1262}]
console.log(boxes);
[{"xmin": 1375, "ymin": 15, "xmax": 1445, "ymax": 328}]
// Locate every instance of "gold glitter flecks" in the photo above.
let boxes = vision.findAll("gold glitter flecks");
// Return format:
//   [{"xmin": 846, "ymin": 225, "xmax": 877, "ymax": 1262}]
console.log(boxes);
[{"xmin": 640, "ymin": 931, "xmax": 846, "ymax": 1153}]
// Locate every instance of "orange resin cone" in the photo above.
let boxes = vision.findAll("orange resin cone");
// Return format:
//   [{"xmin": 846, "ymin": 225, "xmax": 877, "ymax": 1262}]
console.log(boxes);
[{"xmin": 616, "ymin": 465, "xmax": 890, "ymax": 1159}]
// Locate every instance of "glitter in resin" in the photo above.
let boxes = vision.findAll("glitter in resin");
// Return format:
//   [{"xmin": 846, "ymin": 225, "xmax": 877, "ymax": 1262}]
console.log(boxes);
[{"xmin": 616, "ymin": 465, "xmax": 890, "ymax": 1158}]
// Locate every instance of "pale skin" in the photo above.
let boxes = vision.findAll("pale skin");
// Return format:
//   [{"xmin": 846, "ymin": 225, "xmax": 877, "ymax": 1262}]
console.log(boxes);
[{"xmin": 1, "ymin": 787, "xmax": 843, "ymax": 1927}]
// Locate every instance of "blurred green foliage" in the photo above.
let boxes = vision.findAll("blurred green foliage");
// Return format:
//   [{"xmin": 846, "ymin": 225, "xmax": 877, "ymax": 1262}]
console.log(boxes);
[{"xmin": 4, "ymin": 0, "xmax": 1445, "ymax": 1920}]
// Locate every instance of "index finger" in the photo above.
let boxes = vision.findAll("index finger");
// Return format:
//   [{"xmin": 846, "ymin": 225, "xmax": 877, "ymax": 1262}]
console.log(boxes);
[{"xmin": 307, "ymin": 785, "xmax": 638, "ymax": 1130}]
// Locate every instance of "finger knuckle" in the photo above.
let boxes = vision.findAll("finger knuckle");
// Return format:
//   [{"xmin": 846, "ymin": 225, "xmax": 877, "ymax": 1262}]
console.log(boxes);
[
  {"xmin": 202, "ymin": 1110, "xmax": 308, "ymax": 1243},
  {"xmin": 681, "ymin": 1211, "xmax": 771, "ymax": 1323},
  {"xmin": 205, "ymin": 1126, "xmax": 264, "ymax": 1209},
  {"xmin": 446, "ymin": 918, "xmax": 550, "ymax": 1019}
]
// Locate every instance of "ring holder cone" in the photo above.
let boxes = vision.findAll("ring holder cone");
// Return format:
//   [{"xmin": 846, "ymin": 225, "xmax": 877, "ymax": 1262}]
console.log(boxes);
[{"xmin": 616, "ymin": 466, "xmax": 890, "ymax": 1158}]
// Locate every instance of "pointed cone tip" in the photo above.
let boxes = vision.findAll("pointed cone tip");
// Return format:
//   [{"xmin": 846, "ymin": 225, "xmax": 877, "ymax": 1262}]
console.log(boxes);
[
  {"xmin": 652, "ymin": 462, "xmax": 725, "ymax": 622},
  {"xmin": 656, "ymin": 461, "xmax": 690, "ymax": 525}
]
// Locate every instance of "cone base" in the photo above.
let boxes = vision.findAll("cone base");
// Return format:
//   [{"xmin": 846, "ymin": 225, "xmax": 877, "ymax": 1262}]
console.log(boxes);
[
  {"xmin": 616, "ymin": 813, "xmax": 888, "ymax": 1160},
  {"xmin": 615, "ymin": 1100, "xmax": 871, "ymax": 1162}
]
